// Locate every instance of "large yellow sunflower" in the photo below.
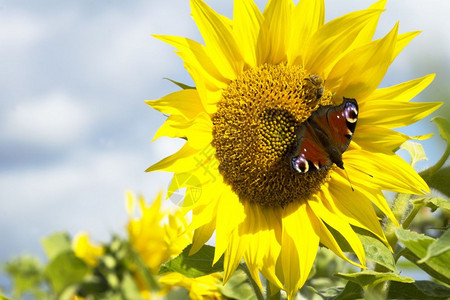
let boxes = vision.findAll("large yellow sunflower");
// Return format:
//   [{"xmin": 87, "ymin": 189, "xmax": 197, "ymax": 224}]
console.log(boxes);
[{"xmin": 147, "ymin": 0, "xmax": 441, "ymax": 298}]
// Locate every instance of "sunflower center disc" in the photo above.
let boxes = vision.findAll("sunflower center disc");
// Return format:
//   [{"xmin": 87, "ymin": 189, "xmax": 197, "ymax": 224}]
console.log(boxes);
[{"xmin": 212, "ymin": 64, "xmax": 333, "ymax": 207}]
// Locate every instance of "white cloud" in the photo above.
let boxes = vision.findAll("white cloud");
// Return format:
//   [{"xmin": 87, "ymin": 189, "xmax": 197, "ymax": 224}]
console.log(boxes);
[
  {"xmin": 0, "ymin": 11, "xmax": 47, "ymax": 50},
  {"xmin": 2, "ymin": 91, "xmax": 92, "ymax": 148}
]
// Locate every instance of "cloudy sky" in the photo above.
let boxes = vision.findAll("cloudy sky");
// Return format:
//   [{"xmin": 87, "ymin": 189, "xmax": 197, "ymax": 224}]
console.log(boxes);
[{"xmin": 0, "ymin": 0, "xmax": 449, "ymax": 278}]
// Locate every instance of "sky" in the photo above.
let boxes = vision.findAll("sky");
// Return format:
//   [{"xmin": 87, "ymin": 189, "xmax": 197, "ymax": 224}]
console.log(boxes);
[{"xmin": 0, "ymin": 0, "xmax": 449, "ymax": 280}]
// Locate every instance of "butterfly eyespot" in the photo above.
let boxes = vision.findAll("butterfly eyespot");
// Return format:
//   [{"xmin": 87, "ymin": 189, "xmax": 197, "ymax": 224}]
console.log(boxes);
[
  {"xmin": 344, "ymin": 102, "xmax": 358, "ymax": 123},
  {"xmin": 292, "ymin": 156, "xmax": 309, "ymax": 173}
]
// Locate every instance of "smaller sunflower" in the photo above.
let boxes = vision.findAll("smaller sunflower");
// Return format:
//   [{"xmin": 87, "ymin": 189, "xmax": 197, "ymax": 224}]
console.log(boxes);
[
  {"xmin": 72, "ymin": 232, "xmax": 104, "ymax": 267},
  {"xmin": 126, "ymin": 190, "xmax": 192, "ymax": 274}
]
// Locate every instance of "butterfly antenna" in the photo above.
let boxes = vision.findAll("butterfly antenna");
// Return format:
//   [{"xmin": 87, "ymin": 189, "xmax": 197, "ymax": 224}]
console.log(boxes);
[
  {"xmin": 343, "ymin": 168, "xmax": 354, "ymax": 192},
  {"xmin": 350, "ymin": 165, "xmax": 373, "ymax": 178}
]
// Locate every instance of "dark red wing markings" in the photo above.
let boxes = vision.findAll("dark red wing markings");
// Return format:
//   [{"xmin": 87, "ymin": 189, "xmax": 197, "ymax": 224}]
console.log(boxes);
[
  {"xmin": 326, "ymin": 108, "xmax": 352, "ymax": 152},
  {"xmin": 296, "ymin": 124, "xmax": 332, "ymax": 169}
]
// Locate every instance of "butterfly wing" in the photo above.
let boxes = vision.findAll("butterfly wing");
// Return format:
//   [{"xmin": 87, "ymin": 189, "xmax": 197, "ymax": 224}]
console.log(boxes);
[
  {"xmin": 291, "ymin": 120, "xmax": 333, "ymax": 173},
  {"xmin": 317, "ymin": 98, "xmax": 358, "ymax": 153},
  {"xmin": 290, "ymin": 98, "xmax": 358, "ymax": 173}
]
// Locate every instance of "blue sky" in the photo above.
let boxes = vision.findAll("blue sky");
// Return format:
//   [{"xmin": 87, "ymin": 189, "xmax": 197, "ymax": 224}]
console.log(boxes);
[{"xmin": 0, "ymin": 0, "xmax": 449, "ymax": 271}]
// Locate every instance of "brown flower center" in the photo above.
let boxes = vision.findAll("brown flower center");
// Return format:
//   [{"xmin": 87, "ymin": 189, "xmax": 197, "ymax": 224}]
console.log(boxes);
[{"xmin": 212, "ymin": 64, "xmax": 333, "ymax": 207}]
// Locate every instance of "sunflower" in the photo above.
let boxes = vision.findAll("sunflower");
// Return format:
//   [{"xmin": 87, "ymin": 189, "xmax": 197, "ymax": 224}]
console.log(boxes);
[
  {"xmin": 126, "ymin": 191, "xmax": 192, "ymax": 274},
  {"xmin": 147, "ymin": 0, "xmax": 441, "ymax": 297}
]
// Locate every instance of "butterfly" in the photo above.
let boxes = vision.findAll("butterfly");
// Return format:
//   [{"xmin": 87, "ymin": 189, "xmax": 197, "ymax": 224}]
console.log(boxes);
[{"xmin": 290, "ymin": 97, "xmax": 358, "ymax": 173}]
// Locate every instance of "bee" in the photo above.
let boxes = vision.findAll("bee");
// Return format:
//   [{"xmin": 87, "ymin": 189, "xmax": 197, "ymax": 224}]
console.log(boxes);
[{"xmin": 305, "ymin": 74, "xmax": 324, "ymax": 100}]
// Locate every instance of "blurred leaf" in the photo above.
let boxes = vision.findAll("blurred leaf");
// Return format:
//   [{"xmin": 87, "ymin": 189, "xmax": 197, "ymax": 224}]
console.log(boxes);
[
  {"xmin": 45, "ymin": 251, "xmax": 89, "ymax": 295},
  {"xmin": 0, "ymin": 295, "xmax": 12, "ymax": 300},
  {"xmin": 418, "ymin": 228, "xmax": 450, "ymax": 263},
  {"xmin": 387, "ymin": 281, "xmax": 450, "ymax": 299},
  {"xmin": 220, "ymin": 269, "xmax": 255, "ymax": 300},
  {"xmin": 163, "ymin": 77, "xmax": 195, "ymax": 90},
  {"xmin": 424, "ymin": 167, "xmax": 450, "ymax": 198},
  {"xmin": 355, "ymin": 229, "xmax": 396, "ymax": 272},
  {"xmin": 400, "ymin": 141, "xmax": 428, "ymax": 168},
  {"xmin": 395, "ymin": 228, "xmax": 450, "ymax": 285},
  {"xmin": 126, "ymin": 242, "xmax": 160, "ymax": 291},
  {"xmin": 41, "ymin": 232, "xmax": 72, "ymax": 260},
  {"xmin": 432, "ymin": 116, "xmax": 450, "ymax": 144},
  {"xmin": 309, "ymin": 281, "xmax": 364, "ymax": 300},
  {"xmin": 2, "ymin": 255, "xmax": 47, "ymax": 299},
  {"xmin": 120, "ymin": 273, "xmax": 142, "ymax": 300},
  {"xmin": 159, "ymin": 244, "xmax": 224, "ymax": 278},
  {"xmin": 335, "ymin": 270, "xmax": 413, "ymax": 287}
]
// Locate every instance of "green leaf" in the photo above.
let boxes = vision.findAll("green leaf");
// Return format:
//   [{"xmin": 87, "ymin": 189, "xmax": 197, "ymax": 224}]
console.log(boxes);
[
  {"xmin": 0, "ymin": 295, "xmax": 12, "ymax": 300},
  {"xmin": 44, "ymin": 251, "xmax": 89, "ymax": 295},
  {"xmin": 355, "ymin": 229, "xmax": 397, "ymax": 272},
  {"xmin": 413, "ymin": 197, "xmax": 450, "ymax": 212},
  {"xmin": 41, "ymin": 232, "xmax": 72, "ymax": 260},
  {"xmin": 395, "ymin": 228, "xmax": 450, "ymax": 285},
  {"xmin": 220, "ymin": 269, "xmax": 255, "ymax": 300},
  {"xmin": 399, "ymin": 141, "xmax": 428, "ymax": 168},
  {"xmin": 334, "ymin": 281, "xmax": 365, "ymax": 300},
  {"xmin": 159, "ymin": 244, "xmax": 224, "ymax": 278},
  {"xmin": 432, "ymin": 116, "xmax": 450, "ymax": 144},
  {"xmin": 309, "ymin": 281, "xmax": 364, "ymax": 300},
  {"xmin": 335, "ymin": 270, "xmax": 413, "ymax": 287},
  {"xmin": 425, "ymin": 167, "xmax": 450, "ymax": 198},
  {"xmin": 419, "ymin": 228, "xmax": 450, "ymax": 263},
  {"xmin": 163, "ymin": 77, "xmax": 195, "ymax": 90},
  {"xmin": 387, "ymin": 281, "xmax": 450, "ymax": 299}
]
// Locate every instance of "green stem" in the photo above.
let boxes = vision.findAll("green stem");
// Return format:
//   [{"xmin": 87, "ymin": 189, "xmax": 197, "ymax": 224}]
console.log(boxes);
[
  {"xmin": 241, "ymin": 264, "xmax": 264, "ymax": 300},
  {"xmin": 384, "ymin": 194, "xmax": 411, "ymax": 249},
  {"xmin": 420, "ymin": 145, "xmax": 450, "ymax": 178},
  {"xmin": 401, "ymin": 204, "xmax": 423, "ymax": 230}
]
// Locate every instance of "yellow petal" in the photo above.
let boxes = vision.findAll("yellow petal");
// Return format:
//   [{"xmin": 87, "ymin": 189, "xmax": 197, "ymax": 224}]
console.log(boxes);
[
  {"xmin": 345, "ymin": 148, "xmax": 430, "ymax": 195},
  {"xmin": 153, "ymin": 35, "xmax": 226, "ymax": 114},
  {"xmin": 153, "ymin": 112, "xmax": 213, "ymax": 150},
  {"xmin": 191, "ymin": 0, "xmax": 244, "ymax": 80},
  {"xmin": 358, "ymin": 100, "xmax": 442, "ymax": 128},
  {"xmin": 214, "ymin": 186, "xmax": 245, "ymax": 264},
  {"xmin": 350, "ymin": 0, "xmax": 387, "ymax": 48},
  {"xmin": 392, "ymin": 31, "xmax": 421, "ymax": 62},
  {"xmin": 327, "ymin": 175, "xmax": 389, "ymax": 247},
  {"xmin": 282, "ymin": 203, "xmax": 319, "ymax": 298},
  {"xmin": 354, "ymin": 124, "xmax": 409, "ymax": 153},
  {"xmin": 308, "ymin": 194, "xmax": 366, "ymax": 267},
  {"xmin": 223, "ymin": 229, "xmax": 247, "ymax": 284},
  {"xmin": 308, "ymin": 200, "xmax": 365, "ymax": 267},
  {"xmin": 304, "ymin": 9, "xmax": 383, "ymax": 76},
  {"xmin": 243, "ymin": 204, "xmax": 283, "ymax": 290},
  {"xmin": 146, "ymin": 143, "xmax": 212, "ymax": 173},
  {"xmin": 262, "ymin": 0, "xmax": 293, "ymax": 64},
  {"xmin": 363, "ymin": 74, "xmax": 434, "ymax": 103},
  {"xmin": 327, "ymin": 22, "xmax": 398, "ymax": 101},
  {"xmin": 233, "ymin": 0, "xmax": 264, "ymax": 67},
  {"xmin": 287, "ymin": 0, "xmax": 325, "ymax": 65},
  {"xmin": 146, "ymin": 89, "xmax": 204, "ymax": 120},
  {"xmin": 190, "ymin": 217, "xmax": 216, "ymax": 255}
]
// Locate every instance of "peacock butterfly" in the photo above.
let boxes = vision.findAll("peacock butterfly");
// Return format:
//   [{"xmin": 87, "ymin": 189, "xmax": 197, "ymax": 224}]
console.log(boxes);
[{"xmin": 290, "ymin": 97, "xmax": 358, "ymax": 173}]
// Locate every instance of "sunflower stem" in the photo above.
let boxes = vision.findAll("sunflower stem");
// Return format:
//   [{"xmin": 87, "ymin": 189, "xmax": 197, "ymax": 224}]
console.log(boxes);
[
  {"xmin": 384, "ymin": 193, "xmax": 411, "ymax": 249},
  {"xmin": 419, "ymin": 145, "xmax": 450, "ymax": 178},
  {"xmin": 241, "ymin": 263, "xmax": 264, "ymax": 300}
]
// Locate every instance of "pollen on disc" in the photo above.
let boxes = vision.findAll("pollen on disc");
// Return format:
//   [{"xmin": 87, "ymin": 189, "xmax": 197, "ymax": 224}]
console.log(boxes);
[{"xmin": 212, "ymin": 63, "xmax": 333, "ymax": 207}]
